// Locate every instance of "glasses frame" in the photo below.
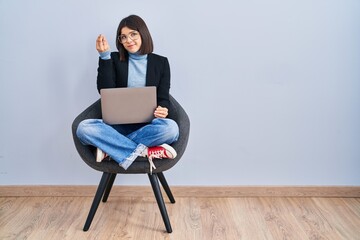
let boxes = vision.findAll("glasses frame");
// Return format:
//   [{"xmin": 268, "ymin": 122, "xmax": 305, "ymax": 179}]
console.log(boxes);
[{"xmin": 118, "ymin": 31, "xmax": 140, "ymax": 44}]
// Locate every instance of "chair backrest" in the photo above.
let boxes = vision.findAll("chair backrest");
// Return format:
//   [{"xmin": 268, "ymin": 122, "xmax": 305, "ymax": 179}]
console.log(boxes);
[{"xmin": 71, "ymin": 95, "xmax": 190, "ymax": 174}]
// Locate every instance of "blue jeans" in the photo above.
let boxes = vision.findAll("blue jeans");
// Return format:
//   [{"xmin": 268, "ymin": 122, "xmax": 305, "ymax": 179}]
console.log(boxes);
[{"xmin": 76, "ymin": 118, "xmax": 179, "ymax": 169}]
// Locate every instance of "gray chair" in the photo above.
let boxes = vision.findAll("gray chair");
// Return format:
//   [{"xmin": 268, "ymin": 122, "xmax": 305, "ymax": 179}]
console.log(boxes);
[{"xmin": 71, "ymin": 95, "xmax": 190, "ymax": 233}]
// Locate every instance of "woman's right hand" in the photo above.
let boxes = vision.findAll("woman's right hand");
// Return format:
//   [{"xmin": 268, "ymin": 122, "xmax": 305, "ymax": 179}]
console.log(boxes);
[{"xmin": 96, "ymin": 34, "xmax": 110, "ymax": 53}]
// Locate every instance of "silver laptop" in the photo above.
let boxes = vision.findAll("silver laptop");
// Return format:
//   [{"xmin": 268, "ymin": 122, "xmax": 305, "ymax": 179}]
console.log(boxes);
[{"xmin": 100, "ymin": 86, "xmax": 157, "ymax": 124}]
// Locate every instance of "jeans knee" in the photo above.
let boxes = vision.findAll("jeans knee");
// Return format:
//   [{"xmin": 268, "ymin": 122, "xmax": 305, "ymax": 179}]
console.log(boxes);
[
  {"xmin": 76, "ymin": 120, "xmax": 87, "ymax": 139},
  {"xmin": 169, "ymin": 120, "xmax": 179, "ymax": 140},
  {"xmin": 157, "ymin": 118, "xmax": 179, "ymax": 142},
  {"xmin": 76, "ymin": 119, "xmax": 96, "ymax": 141}
]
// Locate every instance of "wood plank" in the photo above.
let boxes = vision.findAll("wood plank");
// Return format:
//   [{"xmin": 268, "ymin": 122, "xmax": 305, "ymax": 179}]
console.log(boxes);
[
  {"xmin": 1, "ymin": 185, "xmax": 359, "ymax": 197},
  {"xmin": 312, "ymin": 198, "xmax": 360, "ymax": 239},
  {"xmin": 0, "ymin": 196, "xmax": 359, "ymax": 239}
]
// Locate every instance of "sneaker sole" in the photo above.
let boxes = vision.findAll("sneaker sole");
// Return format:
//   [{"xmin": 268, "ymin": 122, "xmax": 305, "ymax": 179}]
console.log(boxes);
[
  {"xmin": 96, "ymin": 148, "xmax": 105, "ymax": 162},
  {"xmin": 160, "ymin": 144, "xmax": 177, "ymax": 159}
]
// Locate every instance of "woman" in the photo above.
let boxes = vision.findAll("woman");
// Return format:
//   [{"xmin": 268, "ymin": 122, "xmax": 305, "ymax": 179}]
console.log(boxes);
[{"xmin": 76, "ymin": 15, "xmax": 179, "ymax": 173}]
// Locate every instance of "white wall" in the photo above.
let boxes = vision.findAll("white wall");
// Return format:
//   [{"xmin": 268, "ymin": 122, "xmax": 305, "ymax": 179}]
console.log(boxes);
[{"xmin": 1, "ymin": 0, "xmax": 359, "ymax": 186}]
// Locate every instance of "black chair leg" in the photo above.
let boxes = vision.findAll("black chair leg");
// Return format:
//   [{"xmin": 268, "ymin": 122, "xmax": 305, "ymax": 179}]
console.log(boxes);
[
  {"xmin": 83, "ymin": 172, "xmax": 111, "ymax": 231},
  {"xmin": 148, "ymin": 173, "xmax": 172, "ymax": 233},
  {"xmin": 102, "ymin": 173, "xmax": 117, "ymax": 203},
  {"xmin": 157, "ymin": 172, "xmax": 176, "ymax": 203}
]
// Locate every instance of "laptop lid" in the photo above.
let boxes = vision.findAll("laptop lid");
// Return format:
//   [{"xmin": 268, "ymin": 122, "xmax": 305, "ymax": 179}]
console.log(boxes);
[{"xmin": 100, "ymin": 86, "xmax": 157, "ymax": 124}]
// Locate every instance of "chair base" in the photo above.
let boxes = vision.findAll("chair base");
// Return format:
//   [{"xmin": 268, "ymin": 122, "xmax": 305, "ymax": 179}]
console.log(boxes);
[{"xmin": 83, "ymin": 172, "xmax": 175, "ymax": 233}]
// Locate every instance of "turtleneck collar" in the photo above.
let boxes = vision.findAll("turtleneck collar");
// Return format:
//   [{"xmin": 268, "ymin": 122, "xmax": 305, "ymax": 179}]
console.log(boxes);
[{"xmin": 129, "ymin": 52, "xmax": 148, "ymax": 60}]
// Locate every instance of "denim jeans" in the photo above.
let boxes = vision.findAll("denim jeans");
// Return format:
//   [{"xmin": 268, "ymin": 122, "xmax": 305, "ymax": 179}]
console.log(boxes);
[{"xmin": 76, "ymin": 118, "xmax": 179, "ymax": 170}]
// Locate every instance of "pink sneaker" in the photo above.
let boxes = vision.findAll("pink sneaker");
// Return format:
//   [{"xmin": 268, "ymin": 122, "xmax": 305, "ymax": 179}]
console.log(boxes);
[{"xmin": 146, "ymin": 144, "xmax": 177, "ymax": 173}]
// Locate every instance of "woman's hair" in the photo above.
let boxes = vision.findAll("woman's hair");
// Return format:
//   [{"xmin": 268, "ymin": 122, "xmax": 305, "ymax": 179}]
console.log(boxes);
[{"xmin": 116, "ymin": 15, "xmax": 154, "ymax": 61}]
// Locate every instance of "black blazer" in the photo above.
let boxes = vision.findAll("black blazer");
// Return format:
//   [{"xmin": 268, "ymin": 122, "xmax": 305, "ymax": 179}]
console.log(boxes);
[{"xmin": 97, "ymin": 52, "xmax": 172, "ymax": 114}]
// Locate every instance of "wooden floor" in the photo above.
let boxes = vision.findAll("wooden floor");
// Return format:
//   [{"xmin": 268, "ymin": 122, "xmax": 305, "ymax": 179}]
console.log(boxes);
[{"xmin": 0, "ymin": 196, "xmax": 359, "ymax": 240}]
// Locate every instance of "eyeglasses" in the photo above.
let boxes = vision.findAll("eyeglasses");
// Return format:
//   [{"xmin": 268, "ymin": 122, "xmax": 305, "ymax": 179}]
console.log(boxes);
[{"xmin": 118, "ymin": 31, "xmax": 140, "ymax": 44}]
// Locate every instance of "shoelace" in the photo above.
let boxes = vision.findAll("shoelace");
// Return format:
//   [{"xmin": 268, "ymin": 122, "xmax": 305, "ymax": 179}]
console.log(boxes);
[
  {"xmin": 148, "ymin": 157, "xmax": 156, "ymax": 174},
  {"xmin": 147, "ymin": 149, "xmax": 169, "ymax": 174}
]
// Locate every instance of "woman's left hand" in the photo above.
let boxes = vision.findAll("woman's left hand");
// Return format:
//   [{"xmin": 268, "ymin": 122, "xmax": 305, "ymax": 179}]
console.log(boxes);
[{"xmin": 154, "ymin": 106, "xmax": 168, "ymax": 118}]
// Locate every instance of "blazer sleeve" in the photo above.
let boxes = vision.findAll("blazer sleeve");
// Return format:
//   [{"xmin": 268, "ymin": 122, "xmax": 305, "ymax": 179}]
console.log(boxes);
[
  {"xmin": 96, "ymin": 52, "xmax": 117, "ymax": 93},
  {"xmin": 157, "ymin": 57, "xmax": 171, "ymax": 111}
]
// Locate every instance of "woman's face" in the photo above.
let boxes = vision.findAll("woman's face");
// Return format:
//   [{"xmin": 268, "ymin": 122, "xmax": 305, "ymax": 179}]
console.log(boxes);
[{"xmin": 120, "ymin": 26, "xmax": 142, "ymax": 54}]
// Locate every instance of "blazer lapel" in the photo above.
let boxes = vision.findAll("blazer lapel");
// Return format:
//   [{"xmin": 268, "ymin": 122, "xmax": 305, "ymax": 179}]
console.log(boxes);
[
  {"xmin": 118, "ymin": 60, "xmax": 128, "ymax": 87},
  {"xmin": 146, "ymin": 54, "xmax": 156, "ymax": 86}
]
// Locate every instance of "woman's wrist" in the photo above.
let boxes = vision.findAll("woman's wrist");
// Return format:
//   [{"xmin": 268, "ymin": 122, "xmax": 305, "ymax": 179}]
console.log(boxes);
[{"xmin": 99, "ymin": 51, "xmax": 111, "ymax": 60}]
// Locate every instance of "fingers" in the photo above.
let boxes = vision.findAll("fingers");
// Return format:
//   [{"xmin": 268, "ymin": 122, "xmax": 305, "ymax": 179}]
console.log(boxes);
[
  {"xmin": 96, "ymin": 34, "xmax": 110, "ymax": 53},
  {"xmin": 96, "ymin": 35, "xmax": 103, "ymax": 51},
  {"xmin": 154, "ymin": 106, "xmax": 168, "ymax": 118}
]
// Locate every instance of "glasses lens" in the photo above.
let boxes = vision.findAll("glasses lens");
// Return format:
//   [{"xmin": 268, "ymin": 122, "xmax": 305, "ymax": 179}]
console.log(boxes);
[
  {"xmin": 118, "ymin": 36, "xmax": 126, "ymax": 43},
  {"xmin": 118, "ymin": 32, "xmax": 139, "ymax": 43},
  {"xmin": 130, "ymin": 32, "xmax": 139, "ymax": 40}
]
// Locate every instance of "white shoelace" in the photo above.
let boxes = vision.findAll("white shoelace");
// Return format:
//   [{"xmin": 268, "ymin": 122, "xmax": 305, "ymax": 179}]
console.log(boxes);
[
  {"xmin": 147, "ymin": 149, "xmax": 169, "ymax": 174},
  {"xmin": 148, "ymin": 157, "xmax": 157, "ymax": 174}
]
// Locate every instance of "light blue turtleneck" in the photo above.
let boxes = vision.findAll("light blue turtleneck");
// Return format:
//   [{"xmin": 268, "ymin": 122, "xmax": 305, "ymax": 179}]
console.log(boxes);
[
  {"xmin": 127, "ymin": 52, "xmax": 147, "ymax": 88},
  {"xmin": 99, "ymin": 51, "xmax": 148, "ymax": 88}
]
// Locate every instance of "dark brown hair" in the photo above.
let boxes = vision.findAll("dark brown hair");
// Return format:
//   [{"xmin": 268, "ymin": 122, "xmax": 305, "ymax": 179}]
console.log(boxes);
[{"xmin": 116, "ymin": 15, "xmax": 154, "ymax": 61}]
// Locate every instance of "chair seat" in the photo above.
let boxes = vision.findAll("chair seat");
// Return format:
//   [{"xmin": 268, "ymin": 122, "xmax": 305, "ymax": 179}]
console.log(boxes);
[{"xmin": 82, "ymin": 154, "xmax": 179, "ymax": 174}]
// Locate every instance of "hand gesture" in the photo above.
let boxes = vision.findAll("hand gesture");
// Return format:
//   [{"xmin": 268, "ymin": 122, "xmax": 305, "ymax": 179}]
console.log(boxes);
[
  {"xmin": 154, "ymin": 106, "xmax": 168, "ymax": 118},
  {"xmin": 96, "ymin": 34, "xmax": 110, "ymax": 53}
]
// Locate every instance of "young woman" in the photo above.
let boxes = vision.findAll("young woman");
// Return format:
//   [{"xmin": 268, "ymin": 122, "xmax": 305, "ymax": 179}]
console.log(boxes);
[{"xmin": 76, "ymin": 15, "xmax": 179, "ymax": 173}]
